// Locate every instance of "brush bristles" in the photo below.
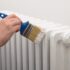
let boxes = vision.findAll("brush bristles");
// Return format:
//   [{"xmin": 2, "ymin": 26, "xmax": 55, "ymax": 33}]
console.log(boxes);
[
  {"xmin": 27, "ymin": 25, "xmax": 41, "ymax": 41},
  {"xmin": 21, "ymin": 22, "xmax": 45, "ymax": 43}
]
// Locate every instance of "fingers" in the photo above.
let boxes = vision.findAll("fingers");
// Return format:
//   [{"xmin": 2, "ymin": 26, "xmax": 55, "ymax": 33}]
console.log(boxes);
[
  {"xmin": 5, "ymin": 18, "xmax": 22, "ymax": 26},
  {"xmin": 2, "ymin": 14, "xmax": 22, "ymax": 32},
  {"xmin": 13, "ymin": 25, "xmax": 21, "ymax": 32},
  {"xmin": 3, "ymin": 14, "xmax": 22, "ymax": 26},
  {"xmin": 5, "ymin": 14, "xmax": 20, "ymax": 19}
]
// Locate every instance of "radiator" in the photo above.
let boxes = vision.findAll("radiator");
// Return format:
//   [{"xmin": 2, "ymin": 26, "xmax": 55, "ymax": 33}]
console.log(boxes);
[{"xmin": 0, "ymin": 11, "xmax": 70, "ymax": 70}]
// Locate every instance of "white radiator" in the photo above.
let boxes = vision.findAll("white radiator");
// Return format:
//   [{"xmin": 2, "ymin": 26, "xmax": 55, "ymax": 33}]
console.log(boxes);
[{"xmin": 0, "ymin": 11, "xmax": 70, "ymax": 70}]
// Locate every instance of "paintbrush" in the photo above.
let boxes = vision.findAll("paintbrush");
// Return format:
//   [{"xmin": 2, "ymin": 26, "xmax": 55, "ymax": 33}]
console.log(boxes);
[{"xmin": 0, "ymin": 13, "xmax": 45, "ymax": 43}]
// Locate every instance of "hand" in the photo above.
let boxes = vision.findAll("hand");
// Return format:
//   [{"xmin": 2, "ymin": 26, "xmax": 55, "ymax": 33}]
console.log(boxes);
[
  {"xmin": 0, "ymin": 14, "xmax": 22, "ymax": 47},
  {"xmin": 2, "ymin": 14, "xmax": 22, "ymax": 32}
]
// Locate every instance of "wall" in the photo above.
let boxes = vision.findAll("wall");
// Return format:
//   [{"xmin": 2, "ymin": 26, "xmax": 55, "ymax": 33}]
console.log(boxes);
[{"xmin": 0, "ymin": 0, "xmax": 68, "ymax": 24}]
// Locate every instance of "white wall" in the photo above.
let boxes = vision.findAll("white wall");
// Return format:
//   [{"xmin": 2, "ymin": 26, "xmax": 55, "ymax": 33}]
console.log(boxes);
[{"xmin": 0, "ymin": 0, "xmax": 68, "ymax": 24}]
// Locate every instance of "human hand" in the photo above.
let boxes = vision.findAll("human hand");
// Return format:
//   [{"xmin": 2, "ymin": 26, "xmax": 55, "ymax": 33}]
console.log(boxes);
[
  {"xmin": 2, "ymin": 14, "xmax": 22, "ymax": 32},
  {"xmin": 0, "ymin": 14, "xmax": 22, "ymax": 47}
]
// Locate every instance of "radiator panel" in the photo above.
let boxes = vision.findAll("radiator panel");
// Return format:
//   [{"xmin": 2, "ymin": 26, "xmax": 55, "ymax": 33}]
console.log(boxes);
[
  {"xmin": 0, "ymin": 32, "xmax": 49, "ymax": 70},
  {"xmin": 0, "ymin": 11, "xmax": 70, "ymax": 70}
]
